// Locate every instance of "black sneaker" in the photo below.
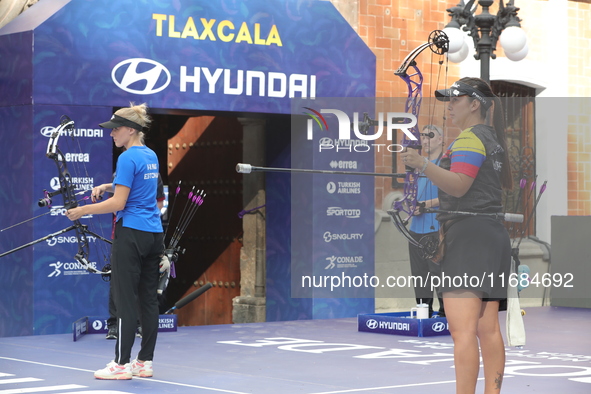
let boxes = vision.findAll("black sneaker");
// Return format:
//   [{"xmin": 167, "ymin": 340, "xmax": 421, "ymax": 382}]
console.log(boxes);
[
  {"xmin": 136, "ymin": 326, "xmax": 142, "ymax": 338},
  {"xmin": 106, "ymin": 326, "xmax": 118, "ymax": 340}
]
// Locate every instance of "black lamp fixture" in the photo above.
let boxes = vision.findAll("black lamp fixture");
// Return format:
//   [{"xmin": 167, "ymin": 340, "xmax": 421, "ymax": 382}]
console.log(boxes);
[{"xmin": 442, "ymin": 0, "xmax": 528, "ymax": 82}]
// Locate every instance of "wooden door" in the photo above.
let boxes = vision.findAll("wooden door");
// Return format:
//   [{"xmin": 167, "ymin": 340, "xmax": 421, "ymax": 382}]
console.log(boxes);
[{"xmin": 152, "ymin": 114, "xmax": 243, "ymax": 326}]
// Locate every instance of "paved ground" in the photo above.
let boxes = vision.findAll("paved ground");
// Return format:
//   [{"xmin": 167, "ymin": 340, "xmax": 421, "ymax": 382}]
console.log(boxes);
[{"xmin": 0, "ymin": 306, "xmax": 590, "ymax": 393}]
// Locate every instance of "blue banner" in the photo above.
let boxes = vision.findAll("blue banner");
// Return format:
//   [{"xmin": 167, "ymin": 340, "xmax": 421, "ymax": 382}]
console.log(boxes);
[
  {"xmin": 0, "ymin": 106, "xmax": 35, "ymax": 337},
  {"xmin": 358, "ymin": 312, "xmax": 450, "ymax": 337},
  {"xmin": 31, "ymin": 106, "xmax": 113, "ymax": 335},
  {"xmin": 291, "ymin": 98, "xmax": 375, "ymax": 301},
  {"xmin": 1, "ymin": 0, "xmax": 376, "ymax": 113}
]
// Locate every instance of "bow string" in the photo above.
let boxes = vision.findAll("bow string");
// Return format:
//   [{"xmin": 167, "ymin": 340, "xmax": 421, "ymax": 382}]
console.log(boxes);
[
  {"xmin": 0, "ymin": 115, "xmax": 112, "ymax": 280},
  {"xmin": 44, "ymin": 115, "xmax": 113, "ymax": 279},
  {"xmin": 388, "ymin": 30, "xmax": 449, "ymax": 258}
]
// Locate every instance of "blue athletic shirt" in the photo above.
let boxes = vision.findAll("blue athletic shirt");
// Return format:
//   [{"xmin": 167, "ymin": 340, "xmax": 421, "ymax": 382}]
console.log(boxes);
[
  {"xmin": 409, "ymin": 156, "xmax": 440, "ymax": 234},
  {"xmin": 113, "ymin": 146, "xmax": 163, "ymax": 233}
]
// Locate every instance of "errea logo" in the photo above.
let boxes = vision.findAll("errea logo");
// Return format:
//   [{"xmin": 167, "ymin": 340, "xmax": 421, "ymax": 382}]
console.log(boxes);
[{"xmin": 112, "ymin": 58, "xmax": 171, "ymax": 94}]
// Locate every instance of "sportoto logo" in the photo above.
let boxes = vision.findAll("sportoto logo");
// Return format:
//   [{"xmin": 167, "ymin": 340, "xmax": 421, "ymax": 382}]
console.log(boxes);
[
  {"xmin": 366, "ymin": 319, "xmax": 378, "ymax": 330},
  {"xmin": 432, "ymin": 321, "xmax": 447, "ymax": 332},
  {"xmin": 327, "ymin": 207, "xmax": 361, "ymax": 219},
  {"xmin": 112, "ymin": 58, "xmax": 171, "ymax": 94}
]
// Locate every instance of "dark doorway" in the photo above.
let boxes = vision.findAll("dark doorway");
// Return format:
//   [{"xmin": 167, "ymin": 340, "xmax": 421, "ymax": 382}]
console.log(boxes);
[{"xmin": 133, "ymin": 112, "xmax": 244, "ymax": 326}]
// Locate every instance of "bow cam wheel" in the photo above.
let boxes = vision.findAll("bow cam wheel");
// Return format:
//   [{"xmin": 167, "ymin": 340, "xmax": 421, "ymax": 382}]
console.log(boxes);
[
  {"xmin": 429, "ymin": 30, "xmax": 449, "ymax": 55},
  {"xmin": 101, "ymin": 264, "xmax": 111, "ymax": 282},
  {"xmin": 418, "ymin": 234, "xmax": 439, "ymax": 260}
]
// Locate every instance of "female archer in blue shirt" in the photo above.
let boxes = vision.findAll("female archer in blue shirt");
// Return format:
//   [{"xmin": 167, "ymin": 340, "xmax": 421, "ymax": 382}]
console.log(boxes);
[{"xmin": 66, "ymin": 103, "xmax": 163, "ymax": 380}]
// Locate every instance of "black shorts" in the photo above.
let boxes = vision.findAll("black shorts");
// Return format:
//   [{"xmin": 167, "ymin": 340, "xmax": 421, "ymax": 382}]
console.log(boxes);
[{"xmin": 440, "ymin": 216, "xmax": 511, "ymax": 301}]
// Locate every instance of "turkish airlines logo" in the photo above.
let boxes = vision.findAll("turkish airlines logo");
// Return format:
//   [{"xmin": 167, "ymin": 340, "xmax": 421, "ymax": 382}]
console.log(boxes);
[
  {"xmin": 111, "ymin": 58, "xmax": 171, "ymax": 94},
  {"xmin": 327, "ymin": 182, "xmax": 336, "ymax": 193}
]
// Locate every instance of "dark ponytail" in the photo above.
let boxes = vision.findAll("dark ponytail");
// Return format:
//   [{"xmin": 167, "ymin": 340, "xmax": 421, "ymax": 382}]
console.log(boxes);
[{"xmin": 459, "ymin": 77, "xmax": 513, "ymax": 190}]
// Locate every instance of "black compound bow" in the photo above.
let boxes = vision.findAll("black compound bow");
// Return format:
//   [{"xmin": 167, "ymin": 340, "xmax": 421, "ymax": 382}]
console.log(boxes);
[
  {"xmin": 386, "ymin": 30, "xmax": 449, "ymax": 259},
  {"xmin": 0, "ymin": 115, "xmax": 112, "ymax": 280}
]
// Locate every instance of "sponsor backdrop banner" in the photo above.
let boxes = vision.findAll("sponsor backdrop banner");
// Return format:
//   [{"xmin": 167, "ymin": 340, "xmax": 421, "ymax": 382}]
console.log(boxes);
[
  {"xmin": 0, "ymin": 107, "xmax": 35, "ymax": 337},
  {"xmin": 0, "ymin": 0, "xmax": 374, "ymax": 114},
  {"xmin": 0, "ymin": 0, "xmax": 376, "ymax": 331},
  {"xmin": 289, "ymin": 97, "xmax": 375, "ymax": 317},
  {"xmin": 32, "ymin": 106, "xmax": 113, "ymax": 335}
]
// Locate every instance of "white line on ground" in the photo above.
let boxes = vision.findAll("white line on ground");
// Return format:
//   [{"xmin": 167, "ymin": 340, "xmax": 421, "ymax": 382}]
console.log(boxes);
[
  {"xmin": 0, "ymin": 356, "xmax": 249, "ymax": 394},
  {"xmin": 0, "ymin": 385, "xmax": 86, "ymax": 394},
  {"xmin": 0, "ymin": 378, "xmax": 42, "ymax": 385}
]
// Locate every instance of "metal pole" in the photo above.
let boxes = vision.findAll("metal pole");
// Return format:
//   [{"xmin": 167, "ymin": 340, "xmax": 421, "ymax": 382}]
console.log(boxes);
[
  {"xmin": 475, "ymin": 0, "xmax": 495, "ymax": 83},
  {"xmin": 478, "ymin": 33, "xmax": 491, "ymax": 83}
]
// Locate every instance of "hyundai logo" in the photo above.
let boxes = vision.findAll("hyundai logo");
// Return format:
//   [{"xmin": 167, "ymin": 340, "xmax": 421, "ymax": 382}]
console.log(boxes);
[
  {"xmin": 366, "ymin": 319, "xmax": 378, "ymax": 330},
  {"xmin": 432, "ymin": 321, "xmax": 447, "ymax": 332},
  {"xmin": 111, "ymin": 58, "xmax": 171, "ymax": 95},
  {"xmin": 40, "ymin": 126, "xmax": 56, "ymax": 137}
]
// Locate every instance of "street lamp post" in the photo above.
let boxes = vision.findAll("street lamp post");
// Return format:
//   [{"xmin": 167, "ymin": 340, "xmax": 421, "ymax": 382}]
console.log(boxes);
[{"xmin": 443, "ymin": 0, "xmax": 528, "ymax": 83}]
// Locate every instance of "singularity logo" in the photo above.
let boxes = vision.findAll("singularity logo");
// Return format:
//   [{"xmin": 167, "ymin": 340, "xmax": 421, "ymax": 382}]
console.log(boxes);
[{"xmin": 303, "ymin": 107, "xmax": 328, "ymax": 139}]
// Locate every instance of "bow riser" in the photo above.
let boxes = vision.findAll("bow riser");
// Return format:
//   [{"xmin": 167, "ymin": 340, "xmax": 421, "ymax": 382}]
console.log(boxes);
[{"xmin": 388, "ymin": 30, "xmax": 449, "ymax": 257}]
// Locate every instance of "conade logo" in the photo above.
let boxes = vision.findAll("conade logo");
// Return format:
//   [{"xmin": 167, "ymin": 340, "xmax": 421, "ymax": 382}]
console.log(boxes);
[{"xmin": 111, "ymin": 58, "xmax": 171, "ymax": 94}]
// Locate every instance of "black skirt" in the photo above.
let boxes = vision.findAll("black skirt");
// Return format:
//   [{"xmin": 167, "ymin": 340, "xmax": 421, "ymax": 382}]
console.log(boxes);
[{"xmin": 440, "ymin": 216, "xmax": 511, "ymax": 307}]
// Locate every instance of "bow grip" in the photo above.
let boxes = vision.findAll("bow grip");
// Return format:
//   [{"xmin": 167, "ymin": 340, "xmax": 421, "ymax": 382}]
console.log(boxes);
[{"xmin": 403, "ymin": 144, "xmax": 422, "ymax": 171}]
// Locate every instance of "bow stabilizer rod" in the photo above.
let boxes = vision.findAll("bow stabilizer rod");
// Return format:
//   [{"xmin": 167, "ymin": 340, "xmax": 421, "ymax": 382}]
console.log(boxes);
[
  {"xmin": 236, "ymin": 163, "xmax": 407, "ymax": 178},
  {"xmin": 164, "ymin": 282, "xmax": 214, "ymax": 314},
  {"xmin": 420, "ymin": 208, "xmax": 524, "ymax": 223}
]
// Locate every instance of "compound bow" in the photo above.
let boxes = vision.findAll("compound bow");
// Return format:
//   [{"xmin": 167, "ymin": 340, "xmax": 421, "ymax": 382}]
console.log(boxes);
[
  {"xmin": 387, "ymin": 30, "xmax": 449, "ymax": 258},
  {"xmin": 0, "ymin": 115, "xmax": 112, "ymax": 280}
]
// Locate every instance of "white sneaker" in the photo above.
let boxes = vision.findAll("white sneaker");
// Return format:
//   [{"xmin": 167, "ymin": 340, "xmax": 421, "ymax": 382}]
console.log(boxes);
[
  {"xmin": 131, "ymin": 359, "xmax": 153, "ymax": 377},
  {"xmin": 94, "ymin": 361, "xmax": 132, "ymax": 380}
]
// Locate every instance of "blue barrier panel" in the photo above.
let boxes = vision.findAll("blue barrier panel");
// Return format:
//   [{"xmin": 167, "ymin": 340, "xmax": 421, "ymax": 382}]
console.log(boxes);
[{"xmin": 358, "ymin": 312, "xmax": 450, "ymax": 337}]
